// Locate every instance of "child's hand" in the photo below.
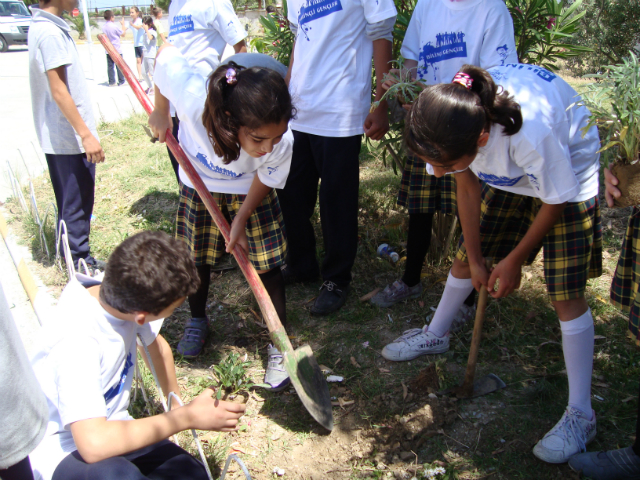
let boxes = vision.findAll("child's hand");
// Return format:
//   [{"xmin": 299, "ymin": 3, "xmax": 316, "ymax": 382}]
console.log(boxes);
[
  {"xmin": 148, "ymin": 108, "xmax": 172, "ymax": 142},
  {"xmin": 364, "ymin": 106, "xmax": 389, "ymax": 140},
  {"xmin": 381, "ymin": 68, "xmax": 400, "ymax": 92},
  {"xmin": 604, "ymin": 167, "xmax": 621, "ymax": 208},
  {"xmin": 487, "ymin": 255, "xmax": 522, "ymax": 298},
  {"xmin": 143, "ymin": 24, "xmax": 148, "ymax": 31},
  {"xmin": 469, "ymin": 260, "xmax": 490, "ymax": 293},
  {"xmin": 82, "ymin": 133, "xmax": 105, "ymax": 163},
  {"xmin": 186, "ymin": 387, "xmax": 246, "ymax": 432},
  {"xmin": 227, "ymin": 216, "xmax": 249, "ymax": 255}
]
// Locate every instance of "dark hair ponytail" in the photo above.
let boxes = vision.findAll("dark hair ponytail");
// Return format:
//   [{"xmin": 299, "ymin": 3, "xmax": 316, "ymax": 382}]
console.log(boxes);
[
  {"xmin": 405, "ymin": 64, "xmax": 522, "ymax": 165},
  {"xmin": 143, "ymin": 15, "xmax": 156, "ymax": 30},
  {"xmin": 202, "ymin": 61, "xmax": 296, "ymax": 164}
]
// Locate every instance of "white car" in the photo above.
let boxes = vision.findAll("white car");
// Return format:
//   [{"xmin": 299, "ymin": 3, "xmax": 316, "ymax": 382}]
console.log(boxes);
[{"xmin": 0, "ymin": 0, "xmax": 30, "ymax": 52}]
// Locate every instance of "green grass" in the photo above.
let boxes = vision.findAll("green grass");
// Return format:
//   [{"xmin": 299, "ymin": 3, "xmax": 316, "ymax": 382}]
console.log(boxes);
[{"xmin": 4, "ymin": 112, "xmax": 640, "ymax": 479}]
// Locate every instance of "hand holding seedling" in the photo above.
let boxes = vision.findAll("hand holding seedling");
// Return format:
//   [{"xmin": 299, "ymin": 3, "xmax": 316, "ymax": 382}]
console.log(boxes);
[
  {"xmin": 604, "ymin": 167, "xmax": 621, "ymax": 207},
  {"xmin": 186, "ymin": 387, "xmax": 246, "ymax": 432},
  {"xmin": 371, "ymin": 59, "xmax": 423, "ymax": 113}
]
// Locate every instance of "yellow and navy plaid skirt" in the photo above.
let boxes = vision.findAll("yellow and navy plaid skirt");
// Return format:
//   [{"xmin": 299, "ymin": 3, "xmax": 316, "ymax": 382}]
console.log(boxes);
[
  {"xmin": 397, "ymin": 155, "xmax": 457, "ymax": 215},
  {"xmin": 176, "ymin": 184, "xmax": 287, "ymax": 271},
  {"xmin": 456, "ymin": 184, "xmax": 602, "ymax": 302},
  {"xmin": 610, "ymin": 206, "xmax": 640, "ymax": 345}
]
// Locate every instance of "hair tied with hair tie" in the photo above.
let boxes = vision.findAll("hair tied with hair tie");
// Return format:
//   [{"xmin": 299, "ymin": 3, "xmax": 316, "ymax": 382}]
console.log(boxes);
[
  {"xmin": 226, "ymin": 67, "xmax": 237, "ymax": 85},
  {"xmin": 452, "ymin": 72, "xmax": 473, "ymax": 89}
]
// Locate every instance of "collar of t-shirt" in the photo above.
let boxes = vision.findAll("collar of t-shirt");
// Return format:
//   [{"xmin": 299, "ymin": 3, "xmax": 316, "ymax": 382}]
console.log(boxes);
[
  {"xmin": 439, "ymin": 0, "xmax": 484, "ymax": 10},
  {"xmin": 30, "ymin": 7, "xmax": 71, "ymax": 33}
]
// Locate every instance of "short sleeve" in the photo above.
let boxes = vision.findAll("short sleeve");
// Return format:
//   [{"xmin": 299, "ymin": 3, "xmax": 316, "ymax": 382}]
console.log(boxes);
[
  {"xmin": 512, "ymin": 132, "xmax": 580, "ymax": 204},
  {"xmin": 400, "ymin": 1, "xmax": 422, "ymax": 61},
  {"xmin": 286, "ymin": 0, "xmax": 297, "ymax": 27},
  {"xmin": 362, "ymin": 0, "xmax": 397, "ymax": 25},
  {"xmin": 54, "ymin": 337, "xmax": 107, "ymax": 429},
  {"xmin": 38, "ymin": 33, "xmax": 73, "ymax": 72},
  {"xmin": 256, "ymin": 130, "xmax": 293, "ymax": 189},
  {"xmin": 479, "ymin": 3, "xmax": 519, "ymax": 68},
  {"xmin": 137, "ymin": 319, "xmax": 164, "ymax": 347},
  {"xmin": 213, "ymin": 0, "xmax": 247, "ymax": 47}
]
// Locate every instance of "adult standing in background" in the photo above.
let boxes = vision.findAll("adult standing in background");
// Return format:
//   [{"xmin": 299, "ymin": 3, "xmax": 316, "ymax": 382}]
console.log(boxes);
[
  {"xmin": 101, "ymin": 10, "xmax": 126, "ymax": 86},
  {"xmin": 128, "ymin": 6, "xmax": 145, "ymax": 81},
  {"xmin": 277, "ymin": 0, "xmax": 397, "ymax": 315},
  {"xmin": 167, "ymin": 0, "xmax": 247, "ymax": 356}
]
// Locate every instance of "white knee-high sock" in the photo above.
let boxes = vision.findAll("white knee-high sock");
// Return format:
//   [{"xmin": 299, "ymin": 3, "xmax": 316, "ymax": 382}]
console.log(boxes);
[
  {"xmin": 426, "ymin": 271, "xmax": 474, "ymax": 338},
  {"xmin": 561, "ymin": 309, "xmax": 594, "ymax": 417}
]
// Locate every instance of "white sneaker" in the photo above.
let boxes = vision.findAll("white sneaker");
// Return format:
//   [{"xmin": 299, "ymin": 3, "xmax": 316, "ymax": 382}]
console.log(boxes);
[
  {"xmin": 533, "ymin": 407, "xmax": 597, "ymax": 464},
  {"xmin": 426, "ymin": 304, "xmax": 476, "ymax": 334},
  {"xmin": 381, "ymin": 327, "xmax": 449, "ymax": 361}
]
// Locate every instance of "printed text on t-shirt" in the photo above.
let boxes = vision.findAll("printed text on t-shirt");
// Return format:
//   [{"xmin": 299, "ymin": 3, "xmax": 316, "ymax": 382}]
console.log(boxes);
[{"xmin": 170, "ymin": 14, "xmax": 194, "ymax": 36}]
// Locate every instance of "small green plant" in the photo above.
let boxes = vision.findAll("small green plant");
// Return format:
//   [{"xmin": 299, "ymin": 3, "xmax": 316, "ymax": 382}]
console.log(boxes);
[
  {"xmin": 250, "ymin": 6, "xmax": 294, "ymax": 66},
  {"xmin": 211, "ymin": 352, "xmax": 267, "ymax": 399},
  {"xmin": 579, "ymin": 51, "xmax": 640, "ymax": 167},
  {"xmin": 370, "ymin": 58, "xmax": 423, "ymax": 113},
  {"xmin": 64, "ymin": 13, "xmax": 98, "ymax": 40}
]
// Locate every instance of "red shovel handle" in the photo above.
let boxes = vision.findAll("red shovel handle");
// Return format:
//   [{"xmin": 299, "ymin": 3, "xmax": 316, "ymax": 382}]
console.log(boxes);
[{"xmin": 97, "ymin": 34, "xmax": 286, "ymax": 338}]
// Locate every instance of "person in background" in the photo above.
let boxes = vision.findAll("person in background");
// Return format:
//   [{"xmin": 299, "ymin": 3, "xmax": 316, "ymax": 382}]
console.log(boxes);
[
  {"xmin": 101, "ymin": 9, "xmax": 126, "ymax": 86},
  {"xmin": 152, "ymin": 6, "xmax": 167, "ymax": 46},
  {"xmin": 141, "ymin": 16, "xmax": 157, "ymax": 94},
  {"xmin": 128, "ymin": 6, "xmax": 145, "ymax": 81}
]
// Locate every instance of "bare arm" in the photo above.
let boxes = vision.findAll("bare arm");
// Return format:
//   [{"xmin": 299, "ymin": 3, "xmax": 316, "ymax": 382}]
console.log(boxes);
[
  {"xmin": 233, "ymin": 39, "xmax": 247, "ymax": 54},
  {"xmin": 454, "ymin": 169, "xmax": 485, "ymax": 289},
  {"xmin": 70, "ymin": 388, "xmax": 245, "ymax": 464},
  {"xmin": 226, "ymin": 175, "xmax": 271, "ymax": 254},
  {"xmin": 363, "ymin": 38, "xmax": 392, "ymax": 140},
  {"xmin": 119, "ymin": 19, "xmax": 127, "ymax": 37},
  {"xmin": 148, "ymin": 44, "xmax": 174, "ymax": 142},
  {"xmin": 284, "ymin": 39, "xmax": 295, "ymax": 86},
  {"xmin": 136, "ymin": 334, "xmax": 180, "ymax": 402},
  {"xmin": 46, "ymin": 66, "xmax": 104, "ymax": 163}
]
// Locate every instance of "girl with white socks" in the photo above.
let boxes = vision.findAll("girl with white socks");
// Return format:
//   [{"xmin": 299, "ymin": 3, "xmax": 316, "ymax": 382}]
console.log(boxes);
[{"xmin": 382, "ymin": 63, "xmax": 602, "ymax": 464}]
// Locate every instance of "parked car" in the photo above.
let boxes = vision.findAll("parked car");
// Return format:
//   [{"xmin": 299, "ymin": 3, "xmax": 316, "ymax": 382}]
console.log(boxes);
[{"xmin": 0, "ymin": 0, "xmax": 31, "ymax": 52}]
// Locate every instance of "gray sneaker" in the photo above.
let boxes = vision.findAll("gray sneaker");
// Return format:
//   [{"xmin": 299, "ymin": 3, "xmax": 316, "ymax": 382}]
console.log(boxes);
[
  {"xmin": 264, "ymin": 345, "xmax": 290, "ymax": 392},
  {"xmin": 569, "ymin": 447, "xmax": 640, "ymax": 479},
  {"xmin": 370, "ymin": 280, "xmax": 422, "ymax": 307}
]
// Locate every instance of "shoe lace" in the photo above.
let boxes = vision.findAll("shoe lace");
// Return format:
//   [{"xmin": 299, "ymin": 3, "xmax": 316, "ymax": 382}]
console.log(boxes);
[
  {"xmin": 320, "ymin": 281, "xmax": 341, "ymax": 293},
  {"xmin": 182, "ymin": 327, "xmax": 205, "ymax": 343},
  {"xmin": 393, "ymin": 328, "xmax": 425, "ymax": 344},
  {"xmin": 268, "ymin": 351, "xmax": 285, "ymax": 372},
  {"xmin": 553, "ymin": 409, "xmax": 589, "ymax": 453}
]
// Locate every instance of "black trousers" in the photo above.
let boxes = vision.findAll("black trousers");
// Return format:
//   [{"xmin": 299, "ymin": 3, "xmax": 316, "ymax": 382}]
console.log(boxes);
[
  {"xmin": 52, "ymin": 440, "xmax": 208, "ymax": 480},
  {"xmin": 106, "ymin": 54, "xmax": 125, "ymax": 85},
  {"xmin": 45, "ymin": 153, "xmax": 95, "ymax": 264},
  {"xmin": 0, "ymin": 456, "xmax": 34, "ymax": 480},
  {"xmin": 277, "ymin": 131, "xmax": 361, "ymax": 286},
  {"xmin": 167, "ymin": 116, "xmax": 180, "ymax": 185}
]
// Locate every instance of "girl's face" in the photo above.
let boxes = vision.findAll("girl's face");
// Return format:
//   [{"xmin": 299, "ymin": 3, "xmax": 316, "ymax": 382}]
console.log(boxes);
[
  {"xmin": 130, "ymin": 8, "xmax": 137, "ymax": 18},
  {"xmin": 238, "ymin": 120, "xmax": 288, "ymax": 158},
  {"xmin": 422, "ymin": 130, "xmax": 490, "ymax": 178},
  {"xmin": 156, "ymin": 10, "xmax": 163, "ymax": 18}
]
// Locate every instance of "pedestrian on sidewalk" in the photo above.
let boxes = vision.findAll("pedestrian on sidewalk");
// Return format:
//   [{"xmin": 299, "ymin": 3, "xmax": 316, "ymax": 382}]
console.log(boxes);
[{"xmin": 101, "ymin": 9, "xmax": 126, "ymax": 86}]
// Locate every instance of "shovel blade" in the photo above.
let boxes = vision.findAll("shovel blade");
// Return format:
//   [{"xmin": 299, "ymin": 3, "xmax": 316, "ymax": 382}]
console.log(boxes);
[
  {"xmin": 468, "ymin": 373, "xmax": 506, "ymax": 398},
  {"xmin": 282, "ymin": 345, "xmax": 334, "ymax": 431}
]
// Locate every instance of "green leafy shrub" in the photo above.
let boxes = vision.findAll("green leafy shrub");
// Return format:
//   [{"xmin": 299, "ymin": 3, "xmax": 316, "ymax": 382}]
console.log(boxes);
[
  {"xmin": 211, "ymin": 352, "xmax": 267, "ymax": 399},
  {"xmin": 64, "ymin": 12, "xmax": 98, "ymax": 40},
  {"xmin": 250, "ymin": 7, "xmax": 294, "ymax": 66}
]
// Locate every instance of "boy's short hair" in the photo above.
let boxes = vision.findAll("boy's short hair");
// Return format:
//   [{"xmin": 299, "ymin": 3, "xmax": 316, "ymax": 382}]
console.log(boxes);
[
  {"xmin": 99, "ymin": 231, "xmax": 200, "ymax": 315},
  {"xmin": 104, "ymin": 9, "xmax": 113, "ymax": 20}
]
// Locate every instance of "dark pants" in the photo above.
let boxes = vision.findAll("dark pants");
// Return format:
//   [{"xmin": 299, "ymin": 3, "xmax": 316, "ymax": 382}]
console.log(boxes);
[
  {"xmin": 277, "ymin": 131, "xmax": 361, "ymax": 286},
  {"xmin": 106, "ymin": 54, "xmax": 125, "ymax": 85},
  {"xmin": 167, "ymin": 116, "xmax": 180, "ymax": 185},
  {"xmin": 52, "ymin": 440, "xmax": 208, "ymax": 480},
  {"xmin": 0, "ymin": 456, "xmax": 34, "ymax": 480},
  {"xmin": 45, "ymin": 153, "xmax": 95, "ymax": 264}
]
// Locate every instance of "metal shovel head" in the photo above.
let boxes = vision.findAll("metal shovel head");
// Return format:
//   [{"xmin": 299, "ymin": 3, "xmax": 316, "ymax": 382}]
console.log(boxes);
[
  {"xmin": 282, "ymin": 344, "xmax": 334, "ymax": 431},
  {"xmin": 467, "ymin": 373, "xmax": 506, "ymax": 398}
]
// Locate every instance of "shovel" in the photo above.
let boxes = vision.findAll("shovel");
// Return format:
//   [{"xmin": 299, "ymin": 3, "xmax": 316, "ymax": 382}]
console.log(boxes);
[
  {"xmin": 98, "ymin": 35, "xmax": 334, "ymax": 431},
  {"xmin": 448, "ymin": 259, "xmax": 506, "ymax": 399}
]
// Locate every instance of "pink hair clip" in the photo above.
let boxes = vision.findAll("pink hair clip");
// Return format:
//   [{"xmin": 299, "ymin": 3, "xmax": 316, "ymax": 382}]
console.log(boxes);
[
  {"xmin": 452, "ymin": 72, "xmax": 473, "ymax": 89},
  {"xmin": 226, "ymin": 67, "xmax": 237, "ymax": 85}
]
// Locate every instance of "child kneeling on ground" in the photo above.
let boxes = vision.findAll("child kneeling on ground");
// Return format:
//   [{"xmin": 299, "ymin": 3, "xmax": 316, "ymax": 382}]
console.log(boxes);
[
  {"xmin": 29, "ymin": 231, "xmax": 246, "ymax": 480},
  {"xmin": 383, "ymin": 64, "xmax": 602, "ymax": 464}
]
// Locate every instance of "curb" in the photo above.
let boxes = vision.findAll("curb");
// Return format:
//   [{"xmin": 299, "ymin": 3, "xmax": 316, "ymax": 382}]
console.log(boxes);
[{"xmin": 0, "ymin": 207, "xmax": 55, "ymax": 326}]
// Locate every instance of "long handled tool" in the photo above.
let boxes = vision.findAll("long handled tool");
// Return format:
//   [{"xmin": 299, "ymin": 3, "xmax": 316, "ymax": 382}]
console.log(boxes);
[
  {"xmin": 97, "ymin": 34, "xmax": 333, "ymax": 431},
  {"xmin": 451, "ymin": 259, "xmax": 505, "ymax": 398}
]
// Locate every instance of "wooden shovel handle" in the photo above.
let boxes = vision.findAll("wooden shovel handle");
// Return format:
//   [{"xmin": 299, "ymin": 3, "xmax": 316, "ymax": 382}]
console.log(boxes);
[
  {"xmin": 459, "ymin": 258, "xmax": 493, "ymax": 397},
  {"xmin": 97, "ymin": 34, "xmax": 288, "ymax": 343}
]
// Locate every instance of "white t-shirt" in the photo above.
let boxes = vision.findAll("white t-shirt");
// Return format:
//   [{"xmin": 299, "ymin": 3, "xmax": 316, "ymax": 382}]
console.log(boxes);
[
  {"xmin": 29, "ymin": 278, "xmax": 164, "ymax": 480},
  {"xmin": 143, "ymin": 28, "xmax": 157, "ymax": 58},
  {"xmin": 401, "ymin": 0, "xmax": 517, "ymax": 84},
  {"xmin": 287, "ymin": 0, "xmax": 397, "ymax": 137},
  {"xmin": 168, "ymin": 0, "xmax": 247, "ymax": 79},
  {"xmin": 130, "ymin": 17, "xmax": 145, "ymax": 47},
  {"xmin": 154, "ymin": 47, "xmax": 293, "ymax": 194},
  {"xmin": 427, "ymin": 64, "xmax": 600, "ymax": 204}
]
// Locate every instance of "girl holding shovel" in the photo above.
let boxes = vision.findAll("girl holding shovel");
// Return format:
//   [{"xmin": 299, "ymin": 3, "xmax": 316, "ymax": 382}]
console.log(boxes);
[{"xmin": 382, "ymin": 63, "xmax": 602, "ymax": 465}]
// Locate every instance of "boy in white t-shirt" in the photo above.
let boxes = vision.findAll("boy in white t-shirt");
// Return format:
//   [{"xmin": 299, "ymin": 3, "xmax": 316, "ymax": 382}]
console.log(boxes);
[
  {"xmin": 371, "ymin": 0, "xmax": 518, "ymax": 319},
  {"xmin": 278, "ymin": 0, "xmax": 397, "ymax": 315},
  {"xmin": 29, "ymin": 231, "xmax": 246, "ymax": 480}
]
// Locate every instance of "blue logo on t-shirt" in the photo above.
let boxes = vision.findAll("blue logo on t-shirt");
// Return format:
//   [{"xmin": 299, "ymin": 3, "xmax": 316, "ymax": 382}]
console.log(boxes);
[
  {"xmin": 104, "ymin": 352, "xmax": 133, "ymax": 404},
  {"xmin": 170, "ymin": 14, "xmax": 194, "ymax": 36},
  {"xmin": 476, "ymin": 172, "xmax": 524, "ymax": 186},
  {"xmin": 298, "ymin": 0, "xmax": 342, "ymax": 40},
  {"xmin": 502, "ymin": 63, "xmax": 557, "ymax": 83},
  {"xmin": 419, "ymin": 31, "xmax": 467, "ymax": 81},
  {"xmin": 496, "ymin": 44, "xmax": 509, "ymax": 66},
  {"xmin": 195, "ymin": 152, "xmax": 244, "ymax": 178}
]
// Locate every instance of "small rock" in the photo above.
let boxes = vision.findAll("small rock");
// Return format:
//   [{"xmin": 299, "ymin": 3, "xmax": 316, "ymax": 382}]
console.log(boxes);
[
  {"xmin": 400, "ymin": 451, "xmax": 413, "ymax": 461},
  {"xmin": 272, "ymin": 467, "xmax": 285, "ymax": 476},
  {"xmin": 428, "ymin": 393, "xmax": 438, "ymax": 399}
]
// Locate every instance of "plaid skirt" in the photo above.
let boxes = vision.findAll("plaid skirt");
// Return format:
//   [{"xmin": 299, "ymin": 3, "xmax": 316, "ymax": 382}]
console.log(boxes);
[
  {"xmin": 176, "ymin": 184, "xmax": 287, "ymax": 271},
  {"xmin": 456, "ymin": 184, "xmax": 602, "ymax": 302},
  {"xmin": 397, "ymin": 155, "xmax": 457, "ymax": 215},
  {"xmin": 610, "ymin": 207, "xmax": 640, "ymax": 344}
]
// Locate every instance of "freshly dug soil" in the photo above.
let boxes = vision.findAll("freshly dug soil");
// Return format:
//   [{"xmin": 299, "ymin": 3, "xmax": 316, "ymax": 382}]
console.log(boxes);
[{"xmin": 611, "ymin": 162, "xmax": 640, "ymax": 208}]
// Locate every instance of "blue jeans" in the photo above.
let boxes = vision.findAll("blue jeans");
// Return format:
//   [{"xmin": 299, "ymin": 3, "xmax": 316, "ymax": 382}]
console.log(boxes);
[{"xmin": 106, "ymin": 54, "xmax": 125, "ymax": 85}]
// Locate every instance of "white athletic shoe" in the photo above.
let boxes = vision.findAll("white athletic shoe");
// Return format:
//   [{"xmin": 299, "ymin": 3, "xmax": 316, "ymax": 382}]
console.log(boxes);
[
  {"xmin": 533, "ymin": 407, "xmax": 597, "ymax": 464},
  {"xmin": 381, "ymin": 327, "xmax": 449, "ymax": 361}
]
